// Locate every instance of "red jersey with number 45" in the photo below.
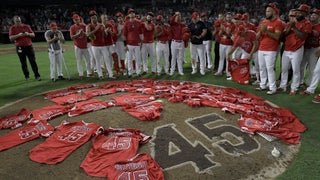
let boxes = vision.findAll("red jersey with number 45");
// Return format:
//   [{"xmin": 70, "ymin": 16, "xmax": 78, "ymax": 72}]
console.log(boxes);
[
  {"xmin": 106, "ymin": 153, "xmax": 164, "ymax": 180},
  {"xmin": 29, "ymin": 120, "xmax": 102, "ymax": 164},
  {"xmin": 80, "ymin": 128, "xmax": 151, "ymax": 177},
  {"xmin": 0, "ymin": 108, "xmax": 31, "ymax": 129},
  {"xmin": 0, "ymin": 120, "xmax": 54, "ymax": 151}
]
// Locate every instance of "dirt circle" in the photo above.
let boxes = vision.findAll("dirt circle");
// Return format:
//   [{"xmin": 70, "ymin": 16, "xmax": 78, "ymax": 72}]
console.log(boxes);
[{"xmin": 0, "ymin": 81, "xmax": 300, "ymax": 180}]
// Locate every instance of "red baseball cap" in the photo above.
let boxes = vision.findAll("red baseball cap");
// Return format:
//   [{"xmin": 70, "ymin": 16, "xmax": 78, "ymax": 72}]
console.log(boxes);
[
  {"xmin": 147, "ymin": 12, "xmax": 154, "ymax": 17},
  {"xmin": 116, "ymin": 12, "xmax": 124, "ymax": 17},
  {"xmin": 191, "ymin": 12, "xmax": 199, "ymax": 19},
  {"xmin": 128, "ymin": 8, "xmax": 135, "ymax": 14},
  {"xmin": 72, "ymin": 14, "xmax": 80, "ymax": 20},
  {"xmin": 89, "ymin": 10, "xmax": 97, "ymax": 16},
  {"xmin": 242, "ymin": 13, "xmax": 249, "ymax": 20},
  {"xmin": 297, "ymin": 4, "xmax": 310, "ymax": 13},
  {"xmin": 156, "ymin": 15, "xmax": 163, "ymax": 21},
  {"xmin": 200, "ymin": 12, "xmax": 207, "ymax": 17},
  {"xmin": 311, "ymin": 9, "xmax": 320, "ymax": 15},
  {"xmin": 234, "ymin": 13, "xmax": 242, "ymax": 20},
  {"xmin": 50, "ymin": 22, "xmax": 57, "ymax": 29}
]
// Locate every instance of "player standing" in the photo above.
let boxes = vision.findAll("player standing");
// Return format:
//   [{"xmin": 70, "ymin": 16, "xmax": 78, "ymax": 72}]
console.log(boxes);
[
  {"xmin": 278, "ymin": 5, "xmax": 312, "ymax": 95},
  {"xmin": 44, "ymin": 22, "xmax": 66, "ymax": 82},
  {"xmin": 169, "ymin": 12, "xmax": 185, "ymax": 76},
  {"xmin": 70, "ymin": 14, "xmax": 92, "ymax": 79},
  {"xmin": 123, "ymin": 8, "xmax": 143, "ymax": 78},
  {"xmin": 200, "ymin": 12, "xmax": 213, "ymax": 71},
  {"xmin": 154, "ymin": 15, "xmax": 171, "ymax": 76},
  {"xmin": 141, "ymin": 12, "xmax": 156, "ymax": 74},
  {"xmin": 114, "ymin": 12, "xmax": 127, "ymax": 74},
  {"xmin": 188, "ymin": 12, "xmax": 207, "ymax": 75},
  {"xmin": 9, "ymin": 15, "xmax": 41, "ymax": 81},
  {"xmin": 255, "ymin": 3, "xmax": 284, "ymax": 95}
]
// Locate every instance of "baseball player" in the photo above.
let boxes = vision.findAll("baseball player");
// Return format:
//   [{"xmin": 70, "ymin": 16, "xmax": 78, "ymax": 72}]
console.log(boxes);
[
  {"xmin": 154, "ymin": 15, "xmax": 171, "ymax": 75},
  {"xmin": 9, "ymin": 15, "xmax": 41, "ymax": 81},
  {"xmin": 114, "ymin": 12, "xmax": 127, "ymax": 73},
  {"xmin": 86, "ymin": 10, "xmax": 106, "ymax": 80},
  {"xmin": 123, "ymin": 8, "xmax": 143, "ymax": 78},
  {"xmin": 169, "ymin": 12, "xmax": 185, "ymax": 76},
  {"xmin": 45, "ymin": 22, "xmax": 65, "ymax": 82},
  {"xmin": 278, "ymin": 5, "xmax": 312, "ymax": 95},
  {"xmin": 300, "ymin": 9, "xmax": 320, "ymax": 87},
  {"xmin": 255, "ymin": 3, "xmax": 284, "ymax": 95},
  {"xmin": 213, "ymin": 13, "xmax": 224, "ymax": 72},
  {"xmin": 214, "ymin": 12, "xmax": 235, "ymax": 79},
  {"xmin": 141, "ymin": 12, "xmax": 156, "ymax": 74},
  {"xmin": 70, "ymin": 14, "xmax": 92, "ymax": 79},
  {"xmin": 200, "ymin": 12, "xmax": 213, "ymax": 71},
  {"xmin": 100, "ymin": 14, "xmax": 117, "ymax": 78},
  {"xmin": 301, "ymin": 47, "xmax": 320, "ymax": 96},
  {"xmin": 188, "ymin": 12, "xmax": 207, "ymax": 75}
]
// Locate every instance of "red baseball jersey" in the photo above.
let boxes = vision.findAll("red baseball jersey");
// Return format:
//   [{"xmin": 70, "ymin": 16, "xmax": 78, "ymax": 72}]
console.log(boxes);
[
  {"xmin": 106, "ymin": 153, "xmax": 164, "ymax": 180},
  {"xmin": 142, "ymin": 22, "xmax": 155, "ymax": 43},
  {"xmin": 70, "ymin": 23, "xmax": 88, "ymax": 49},
  {"xmin": 31, "ymin": 105, "xmax": 70, "ymax": 121},
  {"xmin": 88, "ymin": 23, "xmax": 105, "ymax": 46},
  {"xmin": 0, "ymin": 120, "xmax": 54, "ymax": 151},
  {"xmin": 112, "ymin": 93, "xmax": 157, "ymax": 107},
  {"xmin": 50, "ymin": 94, "xmax": 90, "ymax": 105},
  {"xmin": 233, "ymin": 30, "xmax": 256, "ymax": 54},
  {"xmin": 103, "ymin": 23, "xmax": 114, "ymax": 46},
  {"xmin": 9, "ymin": 24, "xmax": 34, "ymax": 46},
  {"xmin": 67, "ymin": 83, "xmax": 95, "ymax": 90},
  {"xmin": 83, "ymin": 88, "xmax": 117, "ymax": 97},
  {"xmin": 0, "ymin": 108, "xmax": 31, "ymax": 129},
  {"xmin": 219, "ymin": 22, "xmax": 235, "ymax": 45},
  {"xmin": 228, "ymin": 59, "xmax": 250, "ymax": 85},
  {"xmin": 258, "ymin": 18, "xmax": 284, "ymax": 51},
  {"xmin": 44, "ymin": 89, "xmax": 77, "ymax": 99},
  {"xmin": 80, "ymin": 128, "xmax": 151, "ymax": 177},
  {"xmin": 284, "ymin": 19, "xmax": 312, "ymax": 51},
  {"xmin": 305, "ymin": 23, "xmax": 320, "ymax": 49},
  {"xmin": 68, "ymin": 99, "xmax": 115, "ymax": 117},
  {"xmin": 122, "ymin": 100, "xmax": 163, "ymax": 121},
  {"xmin": 156, "ymin": 24, "xmax": 171, "ymax": 42},
  {"xmin": 170, "ymin": 15, "xmax": 184, "ymax": 40},
  {"xmin": 123, "ymin": 20, "xmax": 143, "ymax": 46},
  {"xmin": 29, "ymin": 120, "xmax": 103, "ymax": 164}
]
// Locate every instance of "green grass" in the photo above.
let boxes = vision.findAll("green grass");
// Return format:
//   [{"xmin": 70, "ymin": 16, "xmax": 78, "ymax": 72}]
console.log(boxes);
[{"xmin": 0, "ymin": 41, "xmax": 320, "ymax": 179}]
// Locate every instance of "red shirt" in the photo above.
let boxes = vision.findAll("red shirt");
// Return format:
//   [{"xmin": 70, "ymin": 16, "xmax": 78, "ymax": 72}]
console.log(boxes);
[
  {"xmin": 80, "ymin": 128, "xmax": 151, "ymax": 177},
  {"xmin": 219, "ymin": 22, "xmax": 235, "ymax": 45},
  {"xmin": 70, "ymin": 23, "xmax": 87, "ymax": 49},
  {"xmin": 29, "ymin": 120, "xmax": 102, "ymax": 164},
  {"xmin": 258, "ymin": 18, "xmax": 284, "ymax": 51},
  {"xmin": 214, "ymin": 19, "xmax": 223, "ymax": 42},
  {"xmin": 9, "ymin": 24, "xmax": 34, "ymax": 46},
  {"xmin": 304, "ymin": 23, "xmax": 320, "ymax": 49},
  {"xmin": 284, "ymin": 19, "xmax": 312, "ymax": 51},
  {"xmin": 142, "ymin": 22, "xmax": 155, "ymax": 43},
  {"xmin": 103, "ymin": 23, "xmax": 114, "ymax": 46},
  {"xmin": 88, "ymin": 23, "xmax": 105, "ymax": 46},
  {"xmin": 156, "ymin": 24, "xmax": 171, "ymax": 42},
  {"xmin": 123, "ymin": 19, "xmax": 143, "ymax": 46},
  {"xmin": 170, "ymin": 15, "xmax": 183, "ymax": 41},
  {"xmin": 233, "ymin": 30, "xmax": 257, "ymax": 54}
]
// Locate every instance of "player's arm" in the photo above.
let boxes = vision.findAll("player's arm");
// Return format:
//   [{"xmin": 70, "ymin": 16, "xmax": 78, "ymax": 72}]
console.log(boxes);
[
  {"xmin": 58, "ymin": 31, "xmax": 65, "ymax": 43},
  {"xmin": 290, "ymin": 22, "xmax": 310, "ymax": 39},
  {"xmin": 248, "ymin": 39, "xmax": 258, "ymax": 60},
  {"xmin": 198, "ymin": 28, "xmax": 207, "ymax": 39},
  {"xmin": 45, "ymin": 31, "xmax": 58, "ymax": 44},
  {"xmin": 260, "ymin": 24, "xmax": 281, "ymax": 40},
  {"xmin": 227, "ymin": 46, "xmax": 236, "ymax": 61}
]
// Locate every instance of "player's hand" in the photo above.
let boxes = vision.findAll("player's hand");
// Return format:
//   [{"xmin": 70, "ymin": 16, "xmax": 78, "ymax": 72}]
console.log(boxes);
[{"xmin": 260, "ymin": 24, "xmax": 267, "ymax": 32}]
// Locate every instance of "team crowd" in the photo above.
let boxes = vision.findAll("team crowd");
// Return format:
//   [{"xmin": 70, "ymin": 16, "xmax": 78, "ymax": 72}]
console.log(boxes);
[{"xmin": 8, "ymin": 2, "xmax": 320, "ymax": 103}]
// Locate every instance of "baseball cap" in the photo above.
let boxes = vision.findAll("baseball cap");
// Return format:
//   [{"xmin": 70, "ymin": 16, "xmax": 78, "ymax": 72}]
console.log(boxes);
[
  {"xmin": 116, "ymin": 12, "xmax": 124, "ymax": 17},
  {"xmin": 297, "ymin": 4, "xmax": 310, "ymax": 13},
  {"xmin": 311, "ymin": 9, "xmax": 320, "ymax": 15},
  {"xmin": 50, "ymin": 22, "xmax": 57, "ymax": 29},
  {"xmin": 265, "ymin": 2, "xmax": 279, "ymax": 15},
  {"xmin": 128, "ymin": 8, "xmax": 135, "ymax": 14},
  {"xmin": 200, "ymin": 12, "xmax": 207, "ymax": 17},
  {"xmin": 191, "ymin": 12, "xmax": 199, "ymax": 19},
  {"xmin": 237, "ymin": 25, "xmax": 246, "ymax": 33},
  {"xmin": 89, "ymin": 10, "xmax": 97, "ymax": 16},
  {"xmin": 242, "ymin": 13, "xmax": 249, "ymax": 20},
  {"xmin": 147, "ymin": 12, "xmax": 154, "ymax": 17},
  {"xmin": 156, "ymin": 15, "xmax": 163, "ymax": 21},
  {"xmin": 72, "ymin": 14, "xmax": 80, "ymax": 20},
  {"xmin": 234, "ymin": 13, "xmax": 242, "ymax": 20}
]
